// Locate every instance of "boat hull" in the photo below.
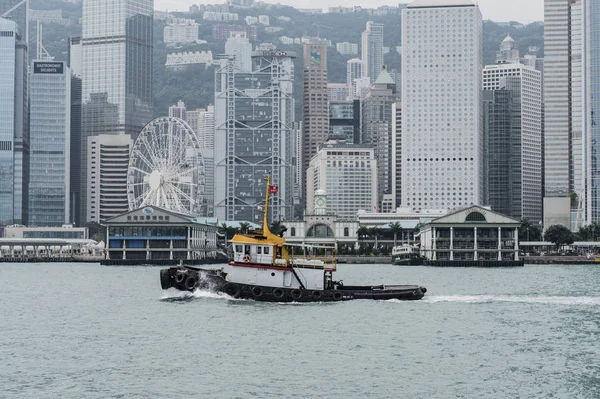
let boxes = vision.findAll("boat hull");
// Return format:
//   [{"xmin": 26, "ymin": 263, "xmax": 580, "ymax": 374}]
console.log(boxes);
[
  {"xmin": 160, "ymin": 267, "xmax": 426, "ymax": 302},
  {"xmin": 391, "ymin": 257, "xmax": 424, "ymax": 266}
]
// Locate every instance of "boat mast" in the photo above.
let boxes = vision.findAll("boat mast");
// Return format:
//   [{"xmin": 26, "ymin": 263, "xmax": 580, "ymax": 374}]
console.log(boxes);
[{"xmin": 262, "ymin": 176, "xmax": 273, "ymax": 236}]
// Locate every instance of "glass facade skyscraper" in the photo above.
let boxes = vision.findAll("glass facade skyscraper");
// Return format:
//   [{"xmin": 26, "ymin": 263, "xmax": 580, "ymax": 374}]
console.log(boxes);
[
  {"xmin": 214, "ymin": 49, "xmax": 296, "ymax": 223},
  {"xmin": 28, "ymin": 61, "xmax": 71, "ymax": 226},
  {"xmin": 543, "ymin": 0, "xmax": 583, "ymax": 229},
  {"xmin": 585, "ymin": 0, "xmax": 600, "ymax": 223},
  {"xmin": 361, "ymin": 21, "xmax": 384, "ymax": 84},
  {"xmin": 0, "ymin": 16, "xmax": 28, "ymax": 227},
  {"xmin": 80, "ymin": 0, "xmax": 153, "ymax": 223}
]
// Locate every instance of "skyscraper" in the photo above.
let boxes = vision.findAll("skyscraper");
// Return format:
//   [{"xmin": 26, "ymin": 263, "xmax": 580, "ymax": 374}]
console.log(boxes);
[
  {"xmin": 543, "ymin": 0, "xmax": 583, "ymax": 228},
  {"xmin": 496, "ymin": 35, "xmax": 520, "ymax": 64},
  {"xmin": 306, "ymin": 140, "xmax": 377, "ymax": 220},
  {"xmin": 28, "ymin": 61, "xmax": 71, "ymax": 226},
  {"xmin": 0, "ymin": 0, "xmax": 27, "ymax": 38},
  {"xmin": 0, "ymin": 15, "xmax": 28, "ymax": 227},
  {"xmin": 69, "ymin": 35, "xmax": 83, "ymax": 225},
  {"xmin": 392, "ymin": 102, "xmax": 402, "ymax": 209},
  {"xmin": 214, "ymin": 48, "xmax": 296, "ymax": 222},
  {"xmin": 585, "ymin": 0, "xmax": 600, "ymax": 224},
  {"xmin": 168, "ymin": 100, "xmax": 186, "ymax": 119},
  {"xmin": 224, "ymin": 31, "xmax": 252, "ymax": 72},
  {"xmin": 302, "ymin": 43, "xmax": 329, "ymax": 203},
  {"xmin": 401, "ymin": 0, "xmax": 483, "ymax": 211},
  {"xmin": 361, "ymin": 21, "xmax": 384, "ymax": 84},
  {"xmin": 346, "ymin": 58, "xmax": 364, "ymax": 99},
  {"xmin": 80, "ymin": 0, "xmax": 154, "ymax": 223},
  {"xmin": 483, "ymin": 64, "xmax": 543, "ymax": 223},
  {"xmin": 361, "ymin": 69, "xmax": 396, "ymax": 207}
]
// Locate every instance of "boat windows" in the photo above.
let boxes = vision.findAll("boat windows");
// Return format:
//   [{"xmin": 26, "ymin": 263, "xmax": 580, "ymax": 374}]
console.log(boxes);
[
  {"xmin": 257, "ymin": 247, "xmax": 262, "ymax": 254},
  {"xmin": 344, "ymin": 227, "xmax": 349, "ymax": 237},
  {"xmin": 290, "ymin": 227, "xmax": 296, "ymax": 237},
  {"xmin": 264, "ymin": 246, "xmax": 270, "ymax": 255},
  {"xmin": 235, "ymin": 245, "xmax": 243, "ymax": 253}
]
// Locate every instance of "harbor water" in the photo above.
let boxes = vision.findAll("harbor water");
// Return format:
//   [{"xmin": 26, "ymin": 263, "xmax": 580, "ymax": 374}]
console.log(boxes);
[{"xmin": 1, "ymin": 263, "xmax": 599, "ymax": 398}]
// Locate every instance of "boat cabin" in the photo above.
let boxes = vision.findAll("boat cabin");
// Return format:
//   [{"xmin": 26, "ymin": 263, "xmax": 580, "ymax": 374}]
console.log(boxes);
[{"xmin": 233, "ymin": 243, "xmax": 286, "ymax": 266}]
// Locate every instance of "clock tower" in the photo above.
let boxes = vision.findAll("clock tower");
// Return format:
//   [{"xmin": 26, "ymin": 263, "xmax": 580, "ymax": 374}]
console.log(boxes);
[{"xmin": 314, "ymin": 189, "xmax": 327, "ymax": 215}]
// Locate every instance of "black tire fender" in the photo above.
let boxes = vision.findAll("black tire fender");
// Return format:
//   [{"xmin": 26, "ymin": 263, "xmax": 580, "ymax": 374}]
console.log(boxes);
[
  {"xmin": 222, "ymin": 283, "xmax": 241, "ymax": 298},
  {"xmin": 272, "ymin": 288, "xmax": 285, "ymax": 299},
  {"xmin": 184, "ymin": 275, "xmax": 199, "ymax": 291},
  {"xmin": 174, "ymin": 272, "xmax": 186, "ymax": 284},
  {"xmin": 251, "ymin": 286, "xmax": 264, "ymax": 298},
  {"xmin": 160, "ymin": 269, "xmax": 172, "ymax": 290},
  {"xmin": 311, "ymin": 290, "xmax": 323, "ymax": 300},
  {"xmin": 290, "ymin": 289, "xmax": 303, "ymax": 300},
  {"xmin": 332, "ymin": 291, "xmax": 343, "ymax": 301}
]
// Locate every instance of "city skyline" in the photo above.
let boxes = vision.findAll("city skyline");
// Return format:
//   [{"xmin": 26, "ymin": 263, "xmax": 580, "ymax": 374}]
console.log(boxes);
[{"xmin": 156, "ymin": 0, "xmax": 544, "ymax": 24}]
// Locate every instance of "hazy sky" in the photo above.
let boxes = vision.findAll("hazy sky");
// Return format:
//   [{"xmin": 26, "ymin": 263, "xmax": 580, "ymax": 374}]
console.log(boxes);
[{"xmin": 154, "ymin": 0, "xmax": 543, "ymax": 24}]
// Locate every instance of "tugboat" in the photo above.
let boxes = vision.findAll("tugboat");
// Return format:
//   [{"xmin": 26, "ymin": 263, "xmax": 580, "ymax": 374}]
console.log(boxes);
[
  {"xmin": 159, "ymin": 178, "xmax": 427, "ymax": 302},
  {"xmin": 391, "ymin": 244, "xmax": 424, "ymax": 266}
]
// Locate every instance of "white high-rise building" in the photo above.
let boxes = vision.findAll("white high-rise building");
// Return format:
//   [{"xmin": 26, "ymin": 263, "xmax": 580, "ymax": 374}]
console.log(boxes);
[
  {"xmin": 346, "ymin": 58, "xmax": 364, "ymax": 99},
  {"xmin": 87, "ymin": 134, "xmax": 132, "ymax": 223},
  {"xmin": 401, "ymin": 0, "xmax": 483, "ymax": 211},
  {"xmin": 168, "ymin": 100, "xmax": 186, "ymax": 119},
  {"xmin": 336, "ymin": 42, "xmax": 359, "ymax": 55},
  {"xmin": 185, "ymin": 105, "xmax": 215, "ymax": 149},
  {"xmin": 224, "ymin": 32, "xmax": 252, "ymax": 72},
  {"xmin": 163, "ymin": 23, "xmax": 199, "ymax": 44},
  {"xmin": 361, "ymin": 21, "xmax": 384, "ymax": 84},
  {"xmin": 306, "ymin": 140, "xmax": 378, "ymax": 220}
]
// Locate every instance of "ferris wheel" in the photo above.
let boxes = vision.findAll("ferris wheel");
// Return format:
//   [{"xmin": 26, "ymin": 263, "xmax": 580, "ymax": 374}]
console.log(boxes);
[{"xmin": 127, "ymin": 117, "xmax": 204, "ymax": 215}]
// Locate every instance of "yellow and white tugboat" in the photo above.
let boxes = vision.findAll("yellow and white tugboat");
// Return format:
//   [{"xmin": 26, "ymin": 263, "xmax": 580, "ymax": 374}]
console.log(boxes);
[{"xmin": 159, "ymin": 178, "xmax": 427, "ymax": 302}]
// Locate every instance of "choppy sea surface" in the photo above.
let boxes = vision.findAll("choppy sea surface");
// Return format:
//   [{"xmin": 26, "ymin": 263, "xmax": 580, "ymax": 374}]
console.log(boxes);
[{"xmin": 1, "ymin": 262, "xmax": 599, "ymax": 398}]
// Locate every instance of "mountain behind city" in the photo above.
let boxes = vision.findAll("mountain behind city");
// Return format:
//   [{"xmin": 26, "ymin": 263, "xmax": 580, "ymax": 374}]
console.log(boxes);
[{"xmin": 30, "ymin": 0, "xmax": 544, "ymax": 116}]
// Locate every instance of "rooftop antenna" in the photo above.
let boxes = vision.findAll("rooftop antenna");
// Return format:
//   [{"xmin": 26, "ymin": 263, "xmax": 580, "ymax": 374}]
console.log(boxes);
[{"xmin": 36, "ymin": 20, "xmax": 54, "ymax": 61}]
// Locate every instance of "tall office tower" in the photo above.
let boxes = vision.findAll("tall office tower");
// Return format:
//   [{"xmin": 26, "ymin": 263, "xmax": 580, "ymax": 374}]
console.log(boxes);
[
  {"xmin": 306, "ymin": 140, "xmax": 378, "ymax": 220},
  {"xmin": 80, "ymin": 0, "xmax": 153, "ymax": 223},
  {"xmin": 29, "ymin": 61, "xmax": 71, "ymax": 226},
  {"xmin": 329, "ymin": 100, "xmax": 360, "ymax": 144},
  {"xmin": 201, "ymin": 148, "xmax": 215, "ymax": 217},
  {"xmin": 389, "ymin": 68, "xmax": 402, "ymax": 100},
  {"xmin": 543, "ymin": 0, "xmax": 582, "ymax": 228},
  {"xmin": 186, "ymin": 105, "xmax": 215, "ymax": 149},
  {"xmin": 168, "ymin": 100, "xmax": 186, "ymax": 119},
  {"xmin": 346, "ymin": 58, "xmax": 364, "ymax": 99},
  {"xmin": 86, "ymin": 134, "xmax": 132, "ymax": 223},
  {"xmin": 483, "ymin": 64, "xmax": 543, "ymax": 223},
  {"xmin": 361, "ymin": 69, "xmax": 396, "ymax": 208},
  {"xmin": 496, "ymin": 35, "xmax": 520, "ymax": 64},
  {"xmin": 0, "ymin": 16, "xmax": 28, "ymax": 227},
  {"xmin": 69, "ymin": 36, "xmax": 83, "ymax": 225},
  {"xmin": 585, "ymin": 0, "xmax": 600, "ymax": 223},
  {"xmin": 215, "ymin": 49, "xmax": 296, "ymax": 222},
  {"xmin": 392, "ymin": 102, "xmax": 402, "ymax": 209},
  {"xmin": 302, "ymin": 43, "xmax": 329, "ymax": 204},
  {"xmin": 224, "ymin": 31, "xmax": 252, "ymax": 72},
  {"xmin": 361, "ymin": 21, "xmax": 384, "ymax": 84},
  {"xmin": 401, "ymin": 0, "xmax": 483, "ymax": 211}
]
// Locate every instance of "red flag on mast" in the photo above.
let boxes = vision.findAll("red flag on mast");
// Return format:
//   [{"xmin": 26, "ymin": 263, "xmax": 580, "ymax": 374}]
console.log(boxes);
[{"xmin": 270, "ymin": 185, "xmax": 279, "ymax": 194}]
